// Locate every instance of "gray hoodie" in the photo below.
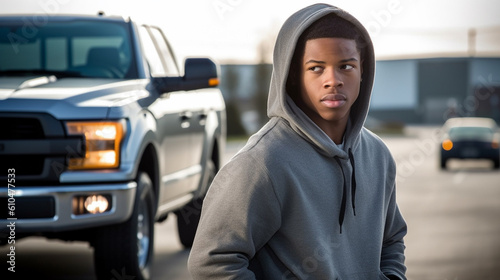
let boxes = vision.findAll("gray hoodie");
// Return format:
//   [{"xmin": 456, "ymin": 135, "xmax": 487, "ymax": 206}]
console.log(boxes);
[{"xmin": 188, "ymin": 3, "xmax": 407, "ymax": 280}]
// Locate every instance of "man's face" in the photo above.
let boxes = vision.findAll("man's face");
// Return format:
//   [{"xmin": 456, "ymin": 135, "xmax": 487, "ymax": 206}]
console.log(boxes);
[{"xmin": 298, "ymin": 37, "xmax": 362, "ymax": 131}]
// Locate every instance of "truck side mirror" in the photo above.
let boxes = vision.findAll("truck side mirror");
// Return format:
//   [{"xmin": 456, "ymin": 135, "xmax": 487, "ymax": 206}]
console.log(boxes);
[{"xmin": 154, "ymin": 58, "xmax": 219, "ymax": 93}]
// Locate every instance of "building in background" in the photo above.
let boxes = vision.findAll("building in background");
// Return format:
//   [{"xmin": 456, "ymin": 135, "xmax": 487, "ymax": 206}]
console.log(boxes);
[
  {"xmin": 219, "ymin": 56, "xmax": 500, "ymax": 135},
  {"xmin": 370, "ymin": 57, "xmax": 500, "ymax": 125}
]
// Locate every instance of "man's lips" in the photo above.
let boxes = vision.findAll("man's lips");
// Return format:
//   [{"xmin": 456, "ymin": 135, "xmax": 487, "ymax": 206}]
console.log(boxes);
[{"xmin": 321, "ymin": 94, "xmax": 346, "ymax": 108}]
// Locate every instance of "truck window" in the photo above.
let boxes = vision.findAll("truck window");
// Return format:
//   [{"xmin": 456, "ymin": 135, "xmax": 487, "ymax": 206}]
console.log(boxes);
[
  {"xmin": 138, "ymin": 26, "xmax": 166, "ymax": 77},
  {"xmin": 0, "ymin": 27, "xmax": 41, "ymax": 70},
  {"xmin": 0, "ymin": 20, "xmax": 134, "ymax": 79},
  {"xmin": 46, "ymin": 38, "xmax": 67, "ymax": 70},
  {"xmin": 148, "ymin": 27, "xmax": 180, "ymax": 76}
]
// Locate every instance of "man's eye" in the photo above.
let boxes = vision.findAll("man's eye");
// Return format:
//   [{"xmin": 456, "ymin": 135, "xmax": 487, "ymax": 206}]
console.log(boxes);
[
  {"xmin": 309, "ymin": 66, "xmax": 323, "ymax": 72},
  {"xmin": 341, "ymin": 65, "xmax": 354, "ymax": 70}
]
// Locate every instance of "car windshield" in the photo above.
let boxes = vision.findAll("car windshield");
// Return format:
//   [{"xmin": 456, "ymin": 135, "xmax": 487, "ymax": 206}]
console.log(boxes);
[
  {"xmin": 0, "ymin": 18, "xmax": 136, "ymax": 79},
  {"xmin": 448, "ymin": 126, "xmax": 494, "ymax": 141}
]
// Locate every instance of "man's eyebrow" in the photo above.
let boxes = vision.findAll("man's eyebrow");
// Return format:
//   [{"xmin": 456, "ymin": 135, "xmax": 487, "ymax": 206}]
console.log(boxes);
[
  {"xmin": 304, "ymin": 59, "xmax": 326, "ymax": 64},
  {"xmin": 305, "ymin": 58, "xmax": 359, "ymax": 64},
  {"xmin": 340, "ymin": 58, "xmax": 359, "ymax": 63}
]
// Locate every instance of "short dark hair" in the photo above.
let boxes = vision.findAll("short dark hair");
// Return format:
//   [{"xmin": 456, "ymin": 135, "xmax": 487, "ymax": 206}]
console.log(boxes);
[
  {"xmin": 287, "ymin": 14, "xmax": 366, "ymax": 97},
  {"xmin": 300, "ymin": 14, "xmax": 365, "ymax": 56}
]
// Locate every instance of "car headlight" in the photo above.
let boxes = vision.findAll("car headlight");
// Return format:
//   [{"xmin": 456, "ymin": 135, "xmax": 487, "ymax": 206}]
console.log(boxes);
[{"xmin": 65, "ymin": 120, "xmax": 125, "ymax": 170}]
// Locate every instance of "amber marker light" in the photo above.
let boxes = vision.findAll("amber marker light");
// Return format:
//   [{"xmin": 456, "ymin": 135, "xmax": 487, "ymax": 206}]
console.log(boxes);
[
  {"xmin": 208, "ymin": 78, "xmax": 219, "ymax": 87},
  {"xmin": 65, "ymin": 120, "xmax": 125, "ymax": 169},
  {"xmin": 442, "ymin": 139, "xmax": 453, "ymax": 151}
]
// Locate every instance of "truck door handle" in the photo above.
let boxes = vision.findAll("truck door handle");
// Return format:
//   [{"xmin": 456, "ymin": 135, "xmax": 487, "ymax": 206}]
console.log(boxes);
[
  {"xmin": 180, "ymin": 112, "xmax": 192, "ymax": 128},
  {"xmin": 198, "ymin": 112, "xmax": 208, "ymax": 126},
  {"xmin": 180, "ymin": 111, "xmax": 192, "ymax": 121}
]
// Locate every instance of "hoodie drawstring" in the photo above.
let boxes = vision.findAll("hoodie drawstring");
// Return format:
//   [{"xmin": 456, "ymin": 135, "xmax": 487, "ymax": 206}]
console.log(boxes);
[
  {"xmin": 335, "ymin": 148, "xmax": 357, "ymax": 234},
  {"xmin": 334, "ymin": 157, "xmax": 347, "ymax": 234},
  {"xmin": 348, "ymin": 148, "xmax": 357, "ymax": 217}
]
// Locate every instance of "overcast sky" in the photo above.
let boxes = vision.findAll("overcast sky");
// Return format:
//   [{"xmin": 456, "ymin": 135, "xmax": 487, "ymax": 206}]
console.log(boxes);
[{"xmin": 2, "ymin": 0, "xmax": 500, "ymax": 63}]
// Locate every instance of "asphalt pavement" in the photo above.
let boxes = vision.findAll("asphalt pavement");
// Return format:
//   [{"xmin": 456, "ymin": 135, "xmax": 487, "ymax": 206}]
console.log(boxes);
[{"xmin": 2, "ymin": 126, "xmax": 500, "ymax": 280}]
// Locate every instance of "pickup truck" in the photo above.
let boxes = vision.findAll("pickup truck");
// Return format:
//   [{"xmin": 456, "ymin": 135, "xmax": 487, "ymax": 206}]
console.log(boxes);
[{"xmin": 0, "ymin": 13, "xmax": 226, "ymax": 279}]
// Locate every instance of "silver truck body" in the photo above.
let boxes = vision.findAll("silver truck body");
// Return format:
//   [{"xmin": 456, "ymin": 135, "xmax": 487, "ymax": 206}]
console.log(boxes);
[{"xmin": 0, "ymin": 14, "xmax": 225, "ymax": 279}]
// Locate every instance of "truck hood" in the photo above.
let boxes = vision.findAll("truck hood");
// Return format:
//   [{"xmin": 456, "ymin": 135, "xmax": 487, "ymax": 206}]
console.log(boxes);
[{"xmin": 0, "ymin": 76, "xmax": 150, "ymax": 119}]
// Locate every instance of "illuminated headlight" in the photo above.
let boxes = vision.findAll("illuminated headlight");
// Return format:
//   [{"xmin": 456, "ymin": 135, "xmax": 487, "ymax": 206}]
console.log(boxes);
[
  {"xmin": 65, "ymin": 120, "xmax": 125, "ymax": 169},
  {"xmin": 73, "ymin": 195, "xmax": 111, "ymax": 215}
]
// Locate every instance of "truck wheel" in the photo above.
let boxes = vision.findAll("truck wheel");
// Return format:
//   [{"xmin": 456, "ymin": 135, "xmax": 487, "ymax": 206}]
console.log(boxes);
[
  {"xmin": 440, "ymin": 157, "xmax": 447, "ymax": 170},
  {"xmin": 176, "ymin": 159, "xmax": 215, "ymax": 248},
  {"xmin": 93, "ymin": 172, "xmax": 155, "ymax": 280}
]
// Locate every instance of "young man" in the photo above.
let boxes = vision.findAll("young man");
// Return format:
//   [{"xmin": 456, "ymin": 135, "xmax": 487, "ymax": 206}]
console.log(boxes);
[{"xmin": 188, "ymin": 4, "xmax": 407, "ymax": 280}]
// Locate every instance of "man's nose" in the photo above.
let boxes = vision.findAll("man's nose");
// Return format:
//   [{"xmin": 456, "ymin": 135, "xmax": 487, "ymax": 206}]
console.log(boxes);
[{"xmin": 324, "ymin": 69, "xmax": 343, "ymax": 88}]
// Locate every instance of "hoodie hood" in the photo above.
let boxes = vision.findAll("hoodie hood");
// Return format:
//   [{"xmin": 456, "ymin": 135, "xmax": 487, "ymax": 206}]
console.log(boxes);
[{"xmin": 267, "ymin": 3, "xmax": 375, "ymax": 158}]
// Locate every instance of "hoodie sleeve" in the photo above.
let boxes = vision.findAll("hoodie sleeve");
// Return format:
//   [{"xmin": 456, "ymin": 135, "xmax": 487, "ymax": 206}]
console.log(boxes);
[
  {"xmin": 188, "ymin": 153, "xmax": 281, "ymax": 279},
  {"xmin": 381, "ymin": 184, "xmax": 407, "ymax": 279}
]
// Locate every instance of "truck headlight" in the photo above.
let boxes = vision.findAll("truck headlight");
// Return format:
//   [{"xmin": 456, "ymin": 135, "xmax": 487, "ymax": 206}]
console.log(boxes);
[{"xmin": 65, "ymin": 120, "xmax": 125, "ymax": 169}]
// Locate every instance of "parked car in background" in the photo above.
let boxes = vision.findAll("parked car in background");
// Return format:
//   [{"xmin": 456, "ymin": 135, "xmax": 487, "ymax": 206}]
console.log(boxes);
[
  {"xmin": 440, "ymin": 117, "xmax": 499, "ymax": 169},
  {"xmin": 0, "ymin": 13, "xmax": 226, "ymax": 280}
]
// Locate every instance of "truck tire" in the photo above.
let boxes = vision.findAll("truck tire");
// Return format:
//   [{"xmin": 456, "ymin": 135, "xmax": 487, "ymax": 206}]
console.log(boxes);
[
  {"xmin": 440, "ymin": 157, "xmax": 447, "ymax": 170},
  {"xmin": 93, "ymin": 172, "xmax": 155, "ymax": 280},
  {"xmin": 176, "ymin": 159, "xmax": 216, "ymax": 248}
]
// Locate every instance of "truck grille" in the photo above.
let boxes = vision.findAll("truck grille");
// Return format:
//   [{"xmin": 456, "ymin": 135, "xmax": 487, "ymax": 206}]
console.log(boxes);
[
  {"xmin": 0, "ymin": 155, "xmax": 45, "ymax": 176},
  {"xmin": 0, "ymin": 113, "xmax": 83, "ymax": 183},
  {"xmin": 0, "ymin": 117, "xmax": 45, "ymax": 176},
  {"xmin": 0, "ymin": 117, "xmax": 45, "ymax": 139}
]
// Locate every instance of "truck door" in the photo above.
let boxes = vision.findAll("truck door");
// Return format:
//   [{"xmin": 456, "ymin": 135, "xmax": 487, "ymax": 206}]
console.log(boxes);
[{"xmin": 140, "ymin": 26, "xmax": 200, "ymax": 203}]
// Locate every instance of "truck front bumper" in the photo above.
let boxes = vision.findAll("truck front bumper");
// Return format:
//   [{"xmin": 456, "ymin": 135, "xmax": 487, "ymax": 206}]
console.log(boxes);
[{"xmin": 0, "ymin": 182, "xmax": 136, "ymax": 232}]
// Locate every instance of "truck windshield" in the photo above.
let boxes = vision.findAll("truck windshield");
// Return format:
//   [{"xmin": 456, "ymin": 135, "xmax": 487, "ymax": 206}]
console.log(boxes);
[{"xmin": 0, "ymin": 19, "xmax": 136, "ymax": 79}]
